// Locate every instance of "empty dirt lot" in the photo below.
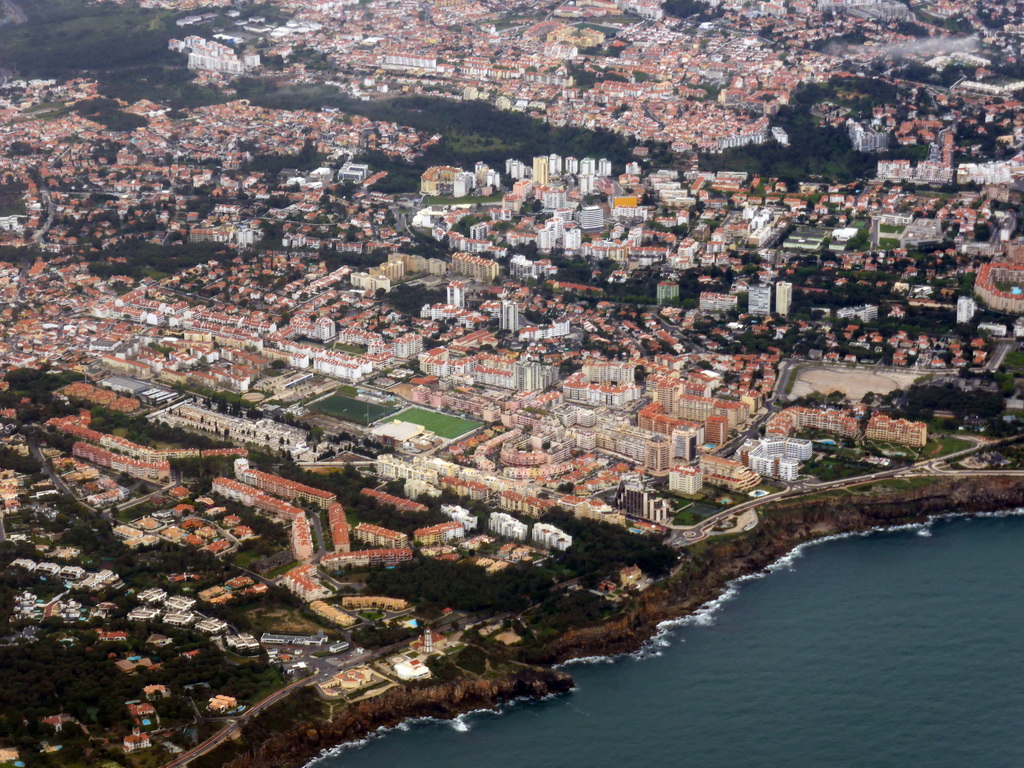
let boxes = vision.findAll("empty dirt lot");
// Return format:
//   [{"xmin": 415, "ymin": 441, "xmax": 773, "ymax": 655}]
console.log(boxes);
[{"xmin": 790, "ymin": 366, "xmax": 924, "ymax": 401}]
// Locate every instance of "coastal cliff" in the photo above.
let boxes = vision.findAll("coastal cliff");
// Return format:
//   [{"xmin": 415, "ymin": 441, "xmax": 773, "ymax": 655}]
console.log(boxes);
[
  {"xmin": 535, "ymin": 474, "xmax": 1024, "ymax": 663},
  {"xmin": 214, "ymin": 474, "xmax": 1024, "ymax": 768},
  {"xmin": 222, "ymin": 667, "xmax": 574, "ymax": 768}
]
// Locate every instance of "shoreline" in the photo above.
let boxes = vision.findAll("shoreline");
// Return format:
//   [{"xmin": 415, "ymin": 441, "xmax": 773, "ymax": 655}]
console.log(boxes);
[{"xmin": 214, "ymin": 474, "xmax": 1024, "ymax": 768}]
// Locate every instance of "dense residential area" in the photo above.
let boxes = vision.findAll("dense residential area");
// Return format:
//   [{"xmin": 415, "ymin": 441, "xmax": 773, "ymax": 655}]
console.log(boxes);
[{"xmin": 2, "ymin": 0, "xmax": 1024, "ymax": 763}]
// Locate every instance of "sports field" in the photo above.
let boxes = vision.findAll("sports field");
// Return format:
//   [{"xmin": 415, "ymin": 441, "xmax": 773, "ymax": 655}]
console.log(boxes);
[
  {"xmin": 314, "ymin": 394, "xmax": 398, "ymax": 425},
  {"xmin": 390, "ymin": 407, "xmax": 480, "ymax": 439}
]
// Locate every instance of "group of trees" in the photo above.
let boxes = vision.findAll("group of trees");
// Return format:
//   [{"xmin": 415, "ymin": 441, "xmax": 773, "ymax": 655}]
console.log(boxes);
[
  {"xmin": 84, "ymin": 240, "xmax": 232, "ymax": 280},
  {"xmin": 0, "ymin": 0, "xmax": 178, "ymax": 78},
  {"xmin": 233, "ymin": 82, "xmax": 634, "ymax": 193},
  {"xmin": 903, "ymin": 383, "xmax": 1005, "ymax": 421},
  {"xmin": 365, "ymin": 557, "xmax": 554, "ymax": 614},
  {"xmin": 72, "ymin": 98, "xmax": 148, "ymax": 132}
]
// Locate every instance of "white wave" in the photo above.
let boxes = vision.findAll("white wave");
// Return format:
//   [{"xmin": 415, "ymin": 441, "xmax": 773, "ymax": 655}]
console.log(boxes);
[
  {"xmin": 557, "ymin": 654, "xmax": 616, "ymax": 667},
  {"xmin": 449, "ymin": 714, "xmax": 471, "ymax": 732}
]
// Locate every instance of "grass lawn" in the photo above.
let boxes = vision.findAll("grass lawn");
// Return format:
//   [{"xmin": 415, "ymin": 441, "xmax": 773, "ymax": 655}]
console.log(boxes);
[
  {"xmin": 314, "ymin": 393, "xmax": 399, "ymax": 425},
  {"xmin": 919, "ymin": 434, "xmax": 973, "ymax": 459},
  {"xmin": 1002, "ymin": 350, "xmax": 1024, "ymax": 372},
  {"xmin": 848, "ymin": 476, "xmax": 935, "ymax": 494},
  {"xmin": 334, "ymin": 343, "xmax": 367, "ymax": 354},
  {"xmin": 879, "ymin": 223, "xmax": 905, "ymax": 234},
  {"xmin": 878, "ymin": 237, "xmax": 901, "ymax": 249},
  {"xmin": 391, "ymin": 407, "xmax": 481, "ymax": 439},
  {"xmin": 265, "ymin": 560, "xmax": 300, "ymax": 580},
  {"xmin": 244, "ymin": 605, "xmax": 329, "ymax": 635}
]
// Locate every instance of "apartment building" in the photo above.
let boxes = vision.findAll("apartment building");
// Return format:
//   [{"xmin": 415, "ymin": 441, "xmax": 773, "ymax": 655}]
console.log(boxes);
[
  {"xmin": 669, "ymin": 464, "xmax": 703, "ymax": 495},
  {"xmin": 865, "ymin": 413, "xmax": 928, "ymax": 448},
  {"xmin": 353, "ymin": 522, "xmax": 409, "ymax": 548},
  {"xmin": 532, "ymin": 522, "xmax": 572, "ymax": 551},
  {"xmin": 451, "ymin": 252, "xmax": 500, "ymax": 283},
  {"xmin": 699, "ymin": 454, "xmax": 761, "ymax": 492},
  {"xmin": 234, "ymin": 458, "xmax": 336, "ymax": 508},
  {"xmin": 488, "ymin": 512, "xmax": 529, "ymax": 541},
  {"xmin": 413, "ymin": 521, "xmax": 465, "ymax": 546}
]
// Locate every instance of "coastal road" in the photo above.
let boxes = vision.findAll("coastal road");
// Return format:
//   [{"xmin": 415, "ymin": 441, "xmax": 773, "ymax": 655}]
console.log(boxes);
[
  {"xmin": 1, "ymin": 0, "xmax": 26, "ymax": 24},
  {"xmin": 160, "ymin": 674, "xmax": 315, "ymax": 768},
  {"xmin": 674, "ymin": 435, "xmax": 1021, "ymax": 546},
  {"xmin": 161, "ymin": 632, "xmax": 437, "ymax": 768}
]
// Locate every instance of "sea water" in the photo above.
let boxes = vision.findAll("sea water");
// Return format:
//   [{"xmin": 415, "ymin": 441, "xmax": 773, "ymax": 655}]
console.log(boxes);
[{"xmin": 313, "ymin": 514, "xmax": 1024, "ymax": 768}]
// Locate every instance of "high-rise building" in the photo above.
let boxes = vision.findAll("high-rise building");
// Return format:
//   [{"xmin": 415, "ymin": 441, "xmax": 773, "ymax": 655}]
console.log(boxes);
[
  {"xmin": 748, "ymin": 284, "xmax": 772, "ymax": 316},
  {"xmin": 657, "ymin": 282, "xmax": 679, "ymax": 305},
  {"xmin": 548, "ymin": 153, "xmax": 562, "ymax": 176},
  {"xmin": 446, "ymin": 280, "xmax": 465, "ymax": 309},
  {"xmin": 500, "ymin": 300, "xmax": 520, "ymax": 332},
  {"xmin": 613, "ymin": 475, "xmax": 671, "ymax": 524},
  {"xmin": 597, "ymin": 158, "xmax": 613, "ymax": 177},
  {"xmin": 532, "ymin": 156, "xmax": 550, "ymax": 186},
  {"xmin": 775, "ymin": 281, "xmax": 792, "ymax": 316},
  {"xmin": 579, "ymin": 157, "xmax": 597, "ymax": 176},
  {"xmin": 515, "ymin": 361, "xmax": 557, "ymax": 392},
  {"xmin": 956, "ymin": 295, "xmax": 977, "ymax": 324},
  {"xmin": 644, "ymin": 434, "xmax": 672, "ymax": 477},
  {"xmin": 578, "ymin": 205, "xmax": 604, "ymax": 231}
]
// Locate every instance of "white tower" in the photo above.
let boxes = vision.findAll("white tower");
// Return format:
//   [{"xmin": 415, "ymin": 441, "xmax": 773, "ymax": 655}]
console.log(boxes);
[
  {"xmin": 501, "ymin": 300, "xmax": 520, "ymax": 332},
  {"xmin": 447, "ymin": 280, "xmax": 465, "ymax": 309}
]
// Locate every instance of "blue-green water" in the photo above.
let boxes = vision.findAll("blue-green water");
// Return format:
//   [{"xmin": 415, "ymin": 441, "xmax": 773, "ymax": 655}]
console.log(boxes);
[{"xmin": 314, "ymin": 514, "xmax": 1024, "ymax": 768}]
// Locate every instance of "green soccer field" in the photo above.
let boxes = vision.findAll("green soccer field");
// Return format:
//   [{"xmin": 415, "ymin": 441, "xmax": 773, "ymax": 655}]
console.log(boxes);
[
  {"xmin": 389, "ymin": 407, "xmax": 481, "ymax": 439},
  {"xmin": 314, "ymin": 394, "xmax": 398, "ymax": 425}
]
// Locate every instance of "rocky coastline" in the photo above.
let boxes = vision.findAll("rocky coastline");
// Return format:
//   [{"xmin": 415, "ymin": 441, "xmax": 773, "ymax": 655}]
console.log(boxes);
[
  {"xmin": 220, "ymin": 474, "xmax": 1024, "ymax": 768},
  {"xmin": 222, "ymin": 667, "xmax": 574, "ymax": 768}
]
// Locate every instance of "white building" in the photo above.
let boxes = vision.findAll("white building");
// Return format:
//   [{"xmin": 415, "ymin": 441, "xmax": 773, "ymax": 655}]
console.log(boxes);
[
  {"xmin": 577, "ymin": 205, "xmax": 604, "ymax": 231},
  {"xmin": 776, "ymin": 281, "xmax": 792, "ymax": 317},
  {"xmin": 532, "ymin": 522, "xmax": 572, "ymax": 550},
  {"xmin": 488, "ymin": 512, "xmax": 528, "ymax": 541},
  {"xmin": 669, "ymin": 464, "xmax": 703, "ymax": 495},
  {"xmin": 447, "ymin": 281, "xmax": 466, "ymax": 309},
  {"xmin": 500, "ymin": 300, "xmax": 520, "ymax": 332},
  {"xmin": 748, "ymin": 284, "xmax": 772, "ymax": 316},
  {"xmin": 739, "ymin": 437, "xmax": 813, "ymax": 481},
  {"xmin": 441, "ymin": 504, "xmax": 479, "ymax": 530},
  {"xmin": 956, "ymin": 296, "xmax": 977, "ymax": 325}
]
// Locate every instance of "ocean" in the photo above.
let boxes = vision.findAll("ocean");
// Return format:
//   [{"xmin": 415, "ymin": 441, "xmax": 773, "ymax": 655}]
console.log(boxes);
[{"xmin": 312, "ymin": 513, "xmax": 1024, "ymax": 768}]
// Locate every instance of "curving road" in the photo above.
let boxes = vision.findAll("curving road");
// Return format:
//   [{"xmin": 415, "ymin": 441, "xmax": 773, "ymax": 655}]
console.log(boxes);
[{"xmin": 1, "ymin": 0, "xmax": 26, "ymax": 24}]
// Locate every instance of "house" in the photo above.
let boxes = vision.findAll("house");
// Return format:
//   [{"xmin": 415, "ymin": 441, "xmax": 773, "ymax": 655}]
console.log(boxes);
[
  {"xmin": 208, "ymin": 694, "xmax": 238, "ymax": 713},
  {"xmin": 123, "ymin": 730, "xmax": 152, "ymax": 752}
]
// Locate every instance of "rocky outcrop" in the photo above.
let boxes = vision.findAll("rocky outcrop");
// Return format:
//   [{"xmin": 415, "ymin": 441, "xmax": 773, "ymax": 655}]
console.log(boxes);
[{"xmin": 224, "ymin": 667, "xmax": 574, "ymax": 768}]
